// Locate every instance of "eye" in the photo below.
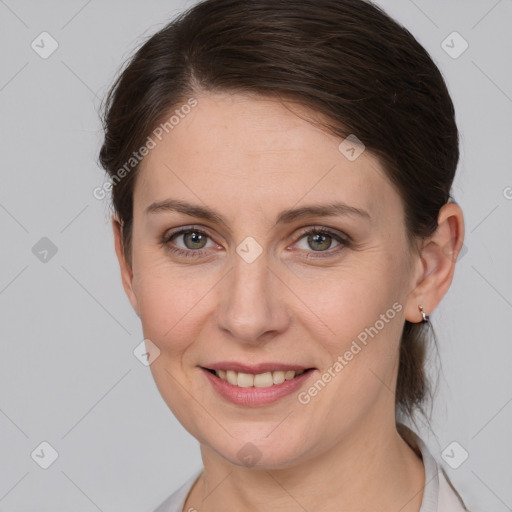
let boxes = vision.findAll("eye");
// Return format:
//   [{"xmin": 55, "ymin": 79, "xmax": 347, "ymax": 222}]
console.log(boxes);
[
  {"xmin": 162, "ymin": 227, "xmax": 216, "ymax": 258},
  {"xmin": 293, "ymin": 227, "xmax": 350, "ymax": 257},
  {"xmin": 162, "ymin": 225, "xmax": 350, "ymax": 259}
]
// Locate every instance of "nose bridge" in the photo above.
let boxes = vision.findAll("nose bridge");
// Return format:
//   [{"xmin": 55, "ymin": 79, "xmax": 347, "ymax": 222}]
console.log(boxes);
[{"xmin": 216, "ymin": 245, "xmax": 289, "ymax": 342}]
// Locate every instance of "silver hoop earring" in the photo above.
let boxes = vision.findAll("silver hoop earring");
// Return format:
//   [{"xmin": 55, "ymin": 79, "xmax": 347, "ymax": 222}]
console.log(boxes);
[{"xmin": 418, "ymin": 305, "xmax": 429, "ymax": 323}]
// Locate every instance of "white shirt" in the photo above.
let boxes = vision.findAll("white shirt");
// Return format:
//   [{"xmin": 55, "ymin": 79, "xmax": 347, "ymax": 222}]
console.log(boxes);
[{"xmin": 154, "ymin": 425, "xmax": 470, "ymax": 512}]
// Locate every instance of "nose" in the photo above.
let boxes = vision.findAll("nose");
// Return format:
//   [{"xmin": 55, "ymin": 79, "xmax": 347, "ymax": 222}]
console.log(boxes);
[{"xmin": 215, "ymin": 250, "xmax": 291, "ymax": 345}]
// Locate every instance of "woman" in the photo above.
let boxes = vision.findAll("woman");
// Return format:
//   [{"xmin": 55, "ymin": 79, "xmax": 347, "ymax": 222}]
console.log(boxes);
[{"xmin": 98, "ymin": 0, "xmax": 470, "ymax": 510}]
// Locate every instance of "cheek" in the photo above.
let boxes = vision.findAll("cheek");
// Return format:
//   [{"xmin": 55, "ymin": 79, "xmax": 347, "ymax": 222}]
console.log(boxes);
[
  {"xmin": 300, "ymin": 261, "xmax": 405, "ymax": 384},
  {"xmin": 298, "ymin": 277, "xmax": 404, "ymax": 423},
  {"xmin": 132, "ymin": 258, "xmax": 211, "ymax": 353},
  {"xmin": 302, "ymin": 266, "xmax": 399, "ymax": 334},
  {"xmin": 135, "ymin": 265, "xmax": 212, "ymax": 424}
]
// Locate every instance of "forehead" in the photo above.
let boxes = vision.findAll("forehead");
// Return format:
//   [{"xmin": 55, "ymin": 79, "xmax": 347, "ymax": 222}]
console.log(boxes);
[{"xmin": 133, "ymin": 92, "xmax": 400, "ymax": 224}]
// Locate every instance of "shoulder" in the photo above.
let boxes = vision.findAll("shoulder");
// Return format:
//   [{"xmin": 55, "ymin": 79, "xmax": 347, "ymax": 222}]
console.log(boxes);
[{"xmin": 153, "ymin": 469, "xmax": 203, "ymax": 512}]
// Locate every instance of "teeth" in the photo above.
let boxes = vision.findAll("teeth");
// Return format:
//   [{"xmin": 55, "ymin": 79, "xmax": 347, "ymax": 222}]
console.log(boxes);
[
  {"xmin": 237, "ymin": 372, "xmax": 254, "ymax": 387},
  {"xmin": 273, "ymin": 371, "xmax": 285, "ymax": 385},
  {"xmin": 226, "ymin": 370, "xmax": 238, "ymax": 386},
  {"xmin": 214, "ymin": 369, "xmax": 306, "ymax": 388}
]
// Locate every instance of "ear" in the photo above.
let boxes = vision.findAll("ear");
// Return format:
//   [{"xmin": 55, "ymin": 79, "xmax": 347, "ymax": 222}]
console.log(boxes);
[
  {"xmin": 112, "ymin": 216, "xmax": 140, "ymax": 317},
  {"xmin": 404, "ymin": 201, "xmax": 465, "ymax": 323}
]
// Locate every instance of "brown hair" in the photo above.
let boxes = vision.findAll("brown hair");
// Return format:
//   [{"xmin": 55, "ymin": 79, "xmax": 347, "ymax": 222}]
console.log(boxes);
[{"xmin": 98, "ymin": 0, "xmax": 459, "ymax": 426}]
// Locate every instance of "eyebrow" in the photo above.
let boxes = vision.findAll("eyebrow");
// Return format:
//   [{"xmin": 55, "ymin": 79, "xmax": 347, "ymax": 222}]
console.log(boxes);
[{"xmin": 145, "ymin": 198, "xmax": 371, "ymax": 225}]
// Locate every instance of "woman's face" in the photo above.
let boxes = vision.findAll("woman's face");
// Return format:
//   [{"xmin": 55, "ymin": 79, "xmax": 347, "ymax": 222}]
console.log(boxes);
[{"xmin": 119, "ymin": 92, "xmax": 422, "ymax": 467}]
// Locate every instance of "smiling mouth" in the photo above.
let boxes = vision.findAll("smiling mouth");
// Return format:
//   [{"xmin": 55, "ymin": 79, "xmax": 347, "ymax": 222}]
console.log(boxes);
[{"xmin": 203, "ymin": 368, "xmax": 315, "ymax": 388}]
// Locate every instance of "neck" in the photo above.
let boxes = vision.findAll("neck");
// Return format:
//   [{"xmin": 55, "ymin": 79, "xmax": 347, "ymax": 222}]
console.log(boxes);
[{"xmin": 184, "ymin": 419, "xmax": 426, "ymax": 512}]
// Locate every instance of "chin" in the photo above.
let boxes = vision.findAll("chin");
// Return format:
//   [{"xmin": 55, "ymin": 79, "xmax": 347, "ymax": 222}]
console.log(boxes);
[{"xmin": 204, "ymin": 430, "xmax": 311, "ymax": 470}]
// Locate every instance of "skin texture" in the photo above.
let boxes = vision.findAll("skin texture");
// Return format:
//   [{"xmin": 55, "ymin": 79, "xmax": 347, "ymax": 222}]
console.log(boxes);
[{"xmin": 112, "ymin": 92, "xmax": 465, "ymax": 511}]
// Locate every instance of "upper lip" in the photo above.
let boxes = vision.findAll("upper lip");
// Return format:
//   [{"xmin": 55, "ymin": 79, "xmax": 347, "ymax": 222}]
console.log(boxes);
[{"xmin": 202, "ymin": 362, "xmax": 314, "ymax": 374}]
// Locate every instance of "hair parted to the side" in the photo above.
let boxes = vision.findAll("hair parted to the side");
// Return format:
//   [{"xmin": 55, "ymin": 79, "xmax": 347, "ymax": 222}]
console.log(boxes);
[{"xmin": 98, "ymin": 0, "xmax": 459, "ymax": 429}]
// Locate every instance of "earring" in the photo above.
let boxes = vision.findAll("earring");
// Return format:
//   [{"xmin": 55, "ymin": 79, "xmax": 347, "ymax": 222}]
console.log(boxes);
[{"xmin": 418, "ymin": 305, "xmax": 429, "ymax": 324}]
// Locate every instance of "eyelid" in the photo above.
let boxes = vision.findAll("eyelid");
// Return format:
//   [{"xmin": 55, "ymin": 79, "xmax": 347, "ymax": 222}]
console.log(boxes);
[
  {"xmin": 163, "ymin": 224, "xmax": 216, "ymax": 241},
  {"xmin": 293, "ymin": 225, "xmax": 352, "ymax": 243}
]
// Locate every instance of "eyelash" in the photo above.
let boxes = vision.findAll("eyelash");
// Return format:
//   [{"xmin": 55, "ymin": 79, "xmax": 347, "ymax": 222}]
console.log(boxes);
[{"xmin": 161, "ymin": 226, "xmax": 351, "ymax": 260}]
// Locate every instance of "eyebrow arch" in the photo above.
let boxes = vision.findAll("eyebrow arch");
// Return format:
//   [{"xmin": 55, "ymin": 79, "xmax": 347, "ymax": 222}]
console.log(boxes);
[{"xmin": 145, "ymin": 198, "xmax": 371, "ymax": 225}]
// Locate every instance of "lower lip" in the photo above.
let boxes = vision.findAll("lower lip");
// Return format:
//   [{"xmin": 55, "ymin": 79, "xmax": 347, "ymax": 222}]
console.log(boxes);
[{"xmin": 201, "ymin": 367, "xmax": 315, "ymax": 406}]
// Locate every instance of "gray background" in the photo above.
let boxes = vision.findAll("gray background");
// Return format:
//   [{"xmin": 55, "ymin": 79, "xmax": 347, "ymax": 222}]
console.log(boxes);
[{"xmin": 0, "ymin": 1, "xmax": 510, "ymax": 511}]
